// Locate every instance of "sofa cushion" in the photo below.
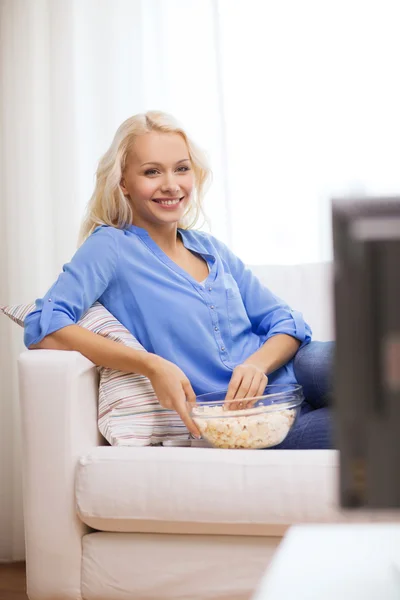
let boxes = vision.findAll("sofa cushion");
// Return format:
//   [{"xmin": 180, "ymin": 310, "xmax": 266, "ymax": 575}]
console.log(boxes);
[
  {"xmin": 75, "ymin": 446, "xmax": 389, "ymax": 536},
  {"xmin": 81, "ymin": 532, "xmax": 279, "ymax": 600}
]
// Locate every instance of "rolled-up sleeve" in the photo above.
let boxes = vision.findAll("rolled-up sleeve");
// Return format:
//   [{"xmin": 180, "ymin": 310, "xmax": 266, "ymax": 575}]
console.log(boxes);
[
  {"xmin": 214, "ymin": 238, "xmax": 312, "ymax": 347},
  {"xmin": 24, "ymin": 226, "xmax": 119, "ymax": 348}
]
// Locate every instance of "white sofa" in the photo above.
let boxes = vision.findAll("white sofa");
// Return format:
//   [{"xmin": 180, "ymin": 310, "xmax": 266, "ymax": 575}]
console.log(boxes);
[{"xmin": 18, "ymin": 263, "xmax": 393, "ymax": 600}]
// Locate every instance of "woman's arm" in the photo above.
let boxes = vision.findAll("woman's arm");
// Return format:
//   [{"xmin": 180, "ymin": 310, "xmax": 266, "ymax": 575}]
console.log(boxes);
[
  {"xmin": 25, "ymin": 225, "xmax": 199, "ymax": 435},
  {"xmin": 209, "ymin": 236, "xmax": 310, "ymax": 401},
  {"xmin": 30, "ymin": 324, "xmax": 159, "ymax": 376},
  {"xmin": 24, "ymin": 226, "xmax": 119, "ymax": 348},
  {"xmin": 243, "ymin": 333, "xmax": 301, "ymax": 375},
  {"xmin": 225, "ymin": 334, "xmax": 300, "ymax": 401},
  {"xmin": 32, "ymin": 325, "xmax": 200, "ymax": 437},
  {"xmin": 210, "ymin": 235, "xmax": 312, "ymax": 347}
]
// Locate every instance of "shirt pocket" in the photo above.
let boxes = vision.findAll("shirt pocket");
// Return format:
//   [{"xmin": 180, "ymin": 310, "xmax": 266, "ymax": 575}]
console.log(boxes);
[{"xmin": 224, "ymin": 273, "xmax": 251, "ymax": 340}]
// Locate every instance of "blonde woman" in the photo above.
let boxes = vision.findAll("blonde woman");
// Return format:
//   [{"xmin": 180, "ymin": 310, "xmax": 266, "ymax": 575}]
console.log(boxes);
[{"xmin": 24, "ymin": 111, "xmax": 333, "ymax": 448}]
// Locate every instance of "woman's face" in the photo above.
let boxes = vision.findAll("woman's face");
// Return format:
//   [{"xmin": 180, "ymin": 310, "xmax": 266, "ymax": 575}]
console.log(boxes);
[{"xmin": 120, "ymin": 131, "xmax": 194, "ymax": 229}]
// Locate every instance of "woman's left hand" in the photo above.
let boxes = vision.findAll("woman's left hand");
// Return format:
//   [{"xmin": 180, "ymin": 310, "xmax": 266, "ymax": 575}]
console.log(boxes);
[{"xmin": 225, "ymin": 363, "xmax": 268, "ymax": 408}]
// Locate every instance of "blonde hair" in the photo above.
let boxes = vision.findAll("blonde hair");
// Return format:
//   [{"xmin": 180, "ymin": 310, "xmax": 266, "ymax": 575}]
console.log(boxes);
[{"xmin": 78, "ymin": 111, "xmax": 211, "ymax": 245}]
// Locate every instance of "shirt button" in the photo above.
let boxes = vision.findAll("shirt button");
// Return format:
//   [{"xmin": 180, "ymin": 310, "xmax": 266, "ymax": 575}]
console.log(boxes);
[
  {"xmin": 48, "ymin": 299, "xmax": 52, "ymax": 302},
  {"xmin": 208, "ymin": 287, "xmax": 212, "ymax": 292},
  {"xmin": 210, "ymin": 305, "xmax": 215, "ymax": 309},
  {"xmin": 214, "ymin": 326, "xmax": 219, "ymax": 332},
  {"xmin": 221, "ymin": 346, "xmax": 226, "ymax": 351}
]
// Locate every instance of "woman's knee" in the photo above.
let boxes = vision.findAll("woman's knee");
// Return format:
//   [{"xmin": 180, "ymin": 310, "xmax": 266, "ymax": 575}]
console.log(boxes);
[
  {"xmin": 293, "ymin": 341, "xmax": 335, "ymax": 403},
  {"xmin": 274, "ymin": 406, "xmax": 333, "ymax": 450}
]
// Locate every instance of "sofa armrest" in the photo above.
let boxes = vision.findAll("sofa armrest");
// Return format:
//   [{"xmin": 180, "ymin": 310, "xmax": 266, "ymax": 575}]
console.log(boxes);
[{"xmin": 18, "ymin": 350, "xmax": 101, "ymax": 600}]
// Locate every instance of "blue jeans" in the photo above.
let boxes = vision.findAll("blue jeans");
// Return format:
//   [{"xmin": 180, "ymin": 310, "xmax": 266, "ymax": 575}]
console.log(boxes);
[{"xmin": 273, "ymin": 341, "xmax": 335, "ymax": 450}]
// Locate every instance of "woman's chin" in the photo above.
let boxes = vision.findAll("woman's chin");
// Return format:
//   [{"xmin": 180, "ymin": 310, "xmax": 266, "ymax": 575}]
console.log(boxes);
[{"xmin": 148, "ymin": 211, "xmax": 184, "ymax": 228}]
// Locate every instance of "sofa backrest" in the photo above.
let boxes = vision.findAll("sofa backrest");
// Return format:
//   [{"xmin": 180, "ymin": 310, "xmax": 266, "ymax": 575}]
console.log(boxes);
[{"xmin": 248, "ymin": 262, "xmax": 334, "ymax": 342}]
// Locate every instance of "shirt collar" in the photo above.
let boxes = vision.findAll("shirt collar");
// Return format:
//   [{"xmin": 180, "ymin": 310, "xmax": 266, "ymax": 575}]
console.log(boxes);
[
  {"xmin": 179, "ymin": 229, "xmax": 215, "ymax": 260},
  {"xmin": 126, "ymin": 224, "xmax": 149, "ymax": 237},
  {"xmin": 126, "ymin": 224, "xmax": 215, "ymax": 260}
]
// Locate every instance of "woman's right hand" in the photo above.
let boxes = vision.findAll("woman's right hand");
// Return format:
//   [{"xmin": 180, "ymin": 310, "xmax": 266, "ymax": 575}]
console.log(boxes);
[{"xmin": 146, "ymin": 355, "xmax": 200, "ymax": 438}]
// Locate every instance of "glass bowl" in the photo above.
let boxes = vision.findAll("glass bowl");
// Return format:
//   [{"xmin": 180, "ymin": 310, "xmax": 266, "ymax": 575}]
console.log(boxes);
[{"xmin": 189, "ymin": 384, "xmax": 304, "ymax": 449}]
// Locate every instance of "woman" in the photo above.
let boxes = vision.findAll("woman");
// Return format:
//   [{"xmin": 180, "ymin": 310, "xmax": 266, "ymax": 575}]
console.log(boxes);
[{"xmin": 24, "ymin": 111, "xmax": 333, "ymax": 448}]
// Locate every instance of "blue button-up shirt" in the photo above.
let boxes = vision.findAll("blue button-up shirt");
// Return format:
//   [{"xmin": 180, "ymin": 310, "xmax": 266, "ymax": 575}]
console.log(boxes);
[{"xmin": 24, "ymin": 225, "xmax": 312, "ymax": 395}]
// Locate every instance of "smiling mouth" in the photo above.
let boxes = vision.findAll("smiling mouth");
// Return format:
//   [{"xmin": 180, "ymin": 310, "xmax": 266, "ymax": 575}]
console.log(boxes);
[{"xmin": 152, "ymin": 197, "xmax": 184, "ymax": 206}]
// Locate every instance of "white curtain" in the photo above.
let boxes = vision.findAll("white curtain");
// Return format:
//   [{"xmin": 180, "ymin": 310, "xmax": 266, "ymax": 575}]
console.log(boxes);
[
  {"xmin": 217, "ymin": 0, "xmax": 400, "ymax": 264},
  {"xmin": 1, "ymin": 0, "xmax": 399, "ymax": 560}
]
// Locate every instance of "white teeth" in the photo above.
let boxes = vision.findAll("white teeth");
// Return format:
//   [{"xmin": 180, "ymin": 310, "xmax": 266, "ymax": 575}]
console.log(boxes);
[{"xmin": 158, "ymin": 199, "xmax": 180, "ymax": 205}]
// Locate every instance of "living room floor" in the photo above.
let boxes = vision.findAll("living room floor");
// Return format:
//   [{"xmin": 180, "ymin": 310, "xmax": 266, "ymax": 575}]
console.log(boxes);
[{"xmin": 0, "ymin": 563, "xmax": 28, "ymax": 600}]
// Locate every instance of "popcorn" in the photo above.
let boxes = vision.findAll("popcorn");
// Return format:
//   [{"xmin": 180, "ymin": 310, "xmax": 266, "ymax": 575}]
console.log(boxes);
[{"xmin": 192, "ymin": 405, "xmax": 296, "ymax": 449}]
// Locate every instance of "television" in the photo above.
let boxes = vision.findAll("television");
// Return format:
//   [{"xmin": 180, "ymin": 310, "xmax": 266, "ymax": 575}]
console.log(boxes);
[{"xmin": 333, "ymin": 196, "xmax": 400, "ymax": 508}]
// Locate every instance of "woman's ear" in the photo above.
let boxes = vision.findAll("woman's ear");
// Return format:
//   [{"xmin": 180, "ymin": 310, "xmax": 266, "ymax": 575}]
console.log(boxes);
[{"xmin": 120, "ymin": 178, "xmax": 128, "ymax": 196}]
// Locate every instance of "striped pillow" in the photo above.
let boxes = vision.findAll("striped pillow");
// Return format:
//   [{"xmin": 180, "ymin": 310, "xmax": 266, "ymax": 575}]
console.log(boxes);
[{"xmin": 1, "ymin": 302, "xmax": 189, "ymax": 446}]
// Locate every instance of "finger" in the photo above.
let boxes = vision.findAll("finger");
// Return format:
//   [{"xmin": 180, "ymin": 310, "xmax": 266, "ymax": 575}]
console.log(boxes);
[
  {"xmin": 235, "ymin": 373, "xmax": 253, "ymax": 399},
  {"xmin": 181, "ymin": 380, "xmax": 201, "ymax": 438},
  {"xmin": 258, "ymin": 377, "xmax": 268, "ymax": 398},
  {"xmin": 242, "ymin": 376, "xmax": 263, "ymax": 408},
  {"xmin": 175, "ymin": 399, "xmax": 200, "ymax": 438},
  {"xmin": 225, "ymin": 369, "xmax": 243, "ymax": 403},
  {"xmin": 245, "ymin": 376, "xmax": 267, "ymax": 408},
  {"xmin": 233, "ymin": 373, "xmax": 254, "ymax": 409},
  {"xmin": 156, "ymin": 396, "xmax": 173, "ymax": 410},
  {"xmin": 182, "ymin": 379, "xmax": 197, "ymax": 407},
  {"xmin": 249, "ymin": 377, "xmax": 269, "ymax": 408},
  {"xmin": 257, "ymin": 377, "xmax": 268, "ymax": 404},
  {"xmin": 245, "ymin": 376, "xmax": 263, "ymax": 399}
]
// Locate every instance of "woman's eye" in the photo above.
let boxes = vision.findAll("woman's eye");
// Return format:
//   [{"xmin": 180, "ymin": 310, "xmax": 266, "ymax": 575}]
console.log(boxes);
[{"xmin": 144, "ymin": 166, "xmax": 190, "ymax": 175}]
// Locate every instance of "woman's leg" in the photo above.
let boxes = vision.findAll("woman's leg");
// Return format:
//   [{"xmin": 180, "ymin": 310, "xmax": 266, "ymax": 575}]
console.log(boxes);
[
  {"xmin": 273, "ymin": 404, "xmax": 333, "ymax": 449},
  {"xmin": 273, "ymin": 341, "xmax": 335, "ymax": 449},
  {"xmin": 293, "ymin": 341, "xmax": 335, "ymax": 409}
]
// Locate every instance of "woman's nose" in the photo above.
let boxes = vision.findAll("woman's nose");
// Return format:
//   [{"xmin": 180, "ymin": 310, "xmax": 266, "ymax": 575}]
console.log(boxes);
[{"xmin": 160, "ymin": 174, "xmax": 180, "ymax": 194}]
